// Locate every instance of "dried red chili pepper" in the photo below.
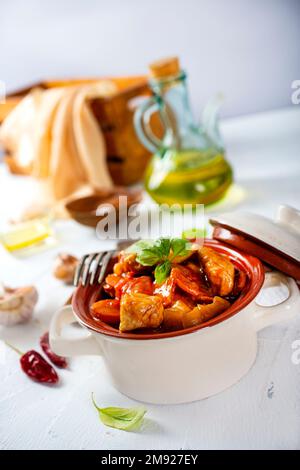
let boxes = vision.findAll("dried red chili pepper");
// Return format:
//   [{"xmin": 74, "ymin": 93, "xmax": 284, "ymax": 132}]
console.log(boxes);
[
  {"xmin": 6, "ymin": 342, "xmax": 59, "ymax": 384},
  {"xmin": 40, "ymin": 332, "xmax": 68, "ymax": 368},
  {"xmin": 20, "ymin": 350, "xmax": 59, "ymax": 384}
]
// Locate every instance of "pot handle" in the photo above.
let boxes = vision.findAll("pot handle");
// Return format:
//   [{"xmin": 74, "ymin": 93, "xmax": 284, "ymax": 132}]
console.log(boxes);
[
  {"xmin": 252, "ymin": 271, "xmax": 300, "ymax": 331},
  {"xmin": 49, "ymin": 305, "xmax": 102, "ymax": 357}
]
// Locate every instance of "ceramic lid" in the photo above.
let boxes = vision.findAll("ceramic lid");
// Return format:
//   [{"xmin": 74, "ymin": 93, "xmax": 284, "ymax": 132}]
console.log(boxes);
[{"xmin": 210, "ymin": 205, "xmax": 300, "ymax": 280}]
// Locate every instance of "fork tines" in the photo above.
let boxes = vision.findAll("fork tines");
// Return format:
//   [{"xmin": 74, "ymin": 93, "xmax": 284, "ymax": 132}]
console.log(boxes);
[{"xmin": 74, "ymin": 250, "xmax": 115, "ymax": 287}]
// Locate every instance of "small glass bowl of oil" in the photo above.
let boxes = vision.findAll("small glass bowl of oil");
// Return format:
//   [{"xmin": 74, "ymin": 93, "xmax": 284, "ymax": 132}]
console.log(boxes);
[{"xmin": 0, "ymin": 217, "xmax": 57, "ymax": 257}]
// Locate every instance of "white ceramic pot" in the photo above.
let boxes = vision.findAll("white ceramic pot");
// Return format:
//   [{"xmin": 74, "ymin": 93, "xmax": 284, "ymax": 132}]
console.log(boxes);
[{"xmin": 50, "ymin": 269, "xmax": 300, "ymax": 405}]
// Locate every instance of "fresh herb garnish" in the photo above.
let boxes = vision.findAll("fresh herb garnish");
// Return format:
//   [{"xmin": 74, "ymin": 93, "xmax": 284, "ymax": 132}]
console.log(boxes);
[
  {"xmin": 128, "ymin": 238, "xmax": 192, "ymax": 283},
  {"xmin": 126, "ymin": 239, "xmax": 153, "ymax": 255},
  {"xmin": 136, "ymin": 247, "xmax": 162, "ymax": 266},
  {"xmin": 154, "ymin": 260, "xmax": 172, "ymax": 284},
  {"xmin": 169, "ymin": 238, "xmax": 189, "ymax": 258},
  {"xmin": 91, "ymin": 394, "xmax": 146, "ymax": 431}
]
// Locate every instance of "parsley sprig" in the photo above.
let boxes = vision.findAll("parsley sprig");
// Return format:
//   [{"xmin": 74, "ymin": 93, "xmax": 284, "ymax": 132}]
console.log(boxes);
[{"xmin": 128, "ymin": 238, "xmax": 191, "ymax": 284}]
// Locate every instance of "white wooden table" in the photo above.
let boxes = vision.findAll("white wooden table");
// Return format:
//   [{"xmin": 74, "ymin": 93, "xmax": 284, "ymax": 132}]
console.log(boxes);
[{"xmin": 0, "ymin": 107, "xmax": 300, "ymax": 450}]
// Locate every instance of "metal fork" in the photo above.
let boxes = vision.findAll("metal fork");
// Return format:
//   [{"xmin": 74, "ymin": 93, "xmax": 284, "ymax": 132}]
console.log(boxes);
[
  {"xmin": 73, "ymin": 241, "xmax": 133, "ymax": 287},
  {"xmin": 73, "ymin": 250, "xmax": 116, "ymax": 287}
]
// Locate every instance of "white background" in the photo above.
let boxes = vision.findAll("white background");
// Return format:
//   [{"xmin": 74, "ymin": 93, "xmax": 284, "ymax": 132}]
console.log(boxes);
[{"xmin": 1, "ymin": 0, "xmax": 300, "ymax": 117}]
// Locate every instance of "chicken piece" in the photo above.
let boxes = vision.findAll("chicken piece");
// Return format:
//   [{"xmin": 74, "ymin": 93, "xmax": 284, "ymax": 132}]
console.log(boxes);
[
  {"xmin": 182, "ymin": 296, "xmax": 230, "ymax": 329},
  {"xmin": 174, "ymin": 293, "xmax": 196, "ymax": 310},
  {"xmin": 170, "ymin": 243, "xmax": 198, "ymax": 263},
  {"xmin": 119, "ymin": 293, "xmax": 164, "ymax": 332},
  {"xmin": 163, "ymin": 299, "xmax": 191, "ymax": 331},
  {"xmin": 117, "ymin": 276, "xmax": 153, "ymax": 298},
  {"xmin": 154, "ymin": 278, "xmax": 176, "ymax": 307},
  {"xmin": 199, "ymin": 247, "xmax": 235, "ymax": 296},
  {"xmin": 114, "ymin": 276, "xmax": 132, "ymax": 299},
  {"xmin": 232, "ymin": 269, "xmax": 247, "ymax": 296},
  {"xmin": 170, "ymin": 265, "xmax": 213, "ymax": 302},
  {"xmin": 113, "ymin": 252, "xmax": 144, "ymax": 276},
  {"xmin": 104, "ymin": 273, "xmax": 153, "ymax": 299},
  {"xmin": 223, "ymin": 269, "xmax": 248, "ymax": 302},
  {"xmin": 185, "ymin": 262, "xmax": 201, "ymax": 273}
]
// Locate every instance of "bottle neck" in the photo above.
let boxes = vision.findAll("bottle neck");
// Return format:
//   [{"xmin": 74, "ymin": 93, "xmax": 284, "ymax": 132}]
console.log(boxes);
[{"xmin": 149, "ymin": 71, "xmax": 195, "ymax": 134}]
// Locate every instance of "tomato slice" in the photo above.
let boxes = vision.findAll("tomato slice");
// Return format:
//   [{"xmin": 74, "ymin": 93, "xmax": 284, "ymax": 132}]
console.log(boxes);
[{"xmin": 91, "ymin": 299, "xmax": 120, "ymax": 325}]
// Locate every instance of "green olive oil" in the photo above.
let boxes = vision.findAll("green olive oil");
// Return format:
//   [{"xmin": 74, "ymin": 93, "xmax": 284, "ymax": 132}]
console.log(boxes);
[{"xmin": 145, "ymin": 149, "xmax": 233, "ymax": 205}]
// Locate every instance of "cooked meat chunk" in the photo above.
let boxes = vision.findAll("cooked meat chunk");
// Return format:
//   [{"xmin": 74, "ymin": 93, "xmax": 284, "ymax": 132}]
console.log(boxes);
[
  {"xmin": 154, "ymin": 278, "xmax": 176, "ymax": 307},
  {"xmin": 119, "ymin": 293, "xmax": 164, "ymax": 332},
  {"xmin": 171, "ymin": 244, "xmax": 198, "ymax": 264},
  {"xmin": 105, "ymin": 273, "xmax": 153, "ymax": 299},
  {"xmin": 232, "ymin": 269, "xmax": 247, "ymax": 296},
  {"xmin": 170, "ymin": 265, "xmax": 213, "ymax": 302},
  {"xmin": 182, "ymin": 296, "xmax": 230, "ymax": 328},
  {"xmin": 185, "ymin": 262, "xmax": 201, "ymax": 273},
  {"xmin": 107, "ymin": 274, "xmax": 152, "ymax": 299},
  {"xmin": 199, "ymin": 247, "xmax": 235, "ymax": 296},
  {"xmin": 117, "ymin": 276, "xmax": 153, "ymax": 297},
  {"xmin": 163, "ymin": 299, "xmax": 191, "ymax": 331},
  {"xmin": 113, "ymin": 252, "xmax": 145, "ymax": 276}
]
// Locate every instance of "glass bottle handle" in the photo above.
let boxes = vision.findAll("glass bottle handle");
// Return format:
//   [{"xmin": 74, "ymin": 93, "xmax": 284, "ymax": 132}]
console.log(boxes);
[{"xmin": 134, "ymin": 97, "xmax": 167, "ymax": 153}]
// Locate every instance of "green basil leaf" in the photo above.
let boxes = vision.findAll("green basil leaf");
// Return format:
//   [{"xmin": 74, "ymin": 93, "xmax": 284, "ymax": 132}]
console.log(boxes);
[
  {"xmin": 126, "ymin": 240, "xmax": 154, "ymax": 254},
  {"xmin": 155, "ymin": 238, "xmax": 171, "ymax": 258},
  {"xmin": 170, "ymin": 238, "xmax": 189, "ymax": 259},
  {"xmin": 136, "ymin": 247, "xmax": 161, "ymax": 266},
  {"xmin": 92, "ymin": 394, "xmax": 147, "ymax": 431},
  {"xmin": 154, "ymin": 260, "xmax": 171, "ymax": 284}
]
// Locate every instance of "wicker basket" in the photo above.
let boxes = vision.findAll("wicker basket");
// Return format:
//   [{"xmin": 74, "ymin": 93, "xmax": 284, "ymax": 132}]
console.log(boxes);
[{"xmin": 0, "ymin": 76, "xmax": 160, "ymax": 185}]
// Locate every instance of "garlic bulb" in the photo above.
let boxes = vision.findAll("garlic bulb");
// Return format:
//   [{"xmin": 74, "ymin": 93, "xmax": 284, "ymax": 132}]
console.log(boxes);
[
  {"xmin": 53, "ymin": 253, "xmax": 78, "ymax": 284},
  {"xmin": 0, "ymin": 284, "xmax": 38, "ymax": 326}
]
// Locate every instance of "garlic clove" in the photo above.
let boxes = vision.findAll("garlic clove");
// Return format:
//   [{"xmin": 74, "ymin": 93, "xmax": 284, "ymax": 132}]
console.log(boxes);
[
  {"xmin": 53, "ymin": 253, "xmax": 78, "ymax": 285},
  {"xmin": 0, "ymin": 285, "xmax": 38, "ymax": 326}
]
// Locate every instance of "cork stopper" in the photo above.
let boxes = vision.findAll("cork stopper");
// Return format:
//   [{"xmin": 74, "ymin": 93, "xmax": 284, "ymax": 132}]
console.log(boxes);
[{"xmin": 149, "ymin": 57, "xmax": 180, "ymax": 79}]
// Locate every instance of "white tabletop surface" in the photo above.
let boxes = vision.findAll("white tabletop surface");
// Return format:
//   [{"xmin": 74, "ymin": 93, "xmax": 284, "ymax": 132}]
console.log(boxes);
[{"xmin": 0, "ymin": 107, "xmax": 300, "ymax": 450}]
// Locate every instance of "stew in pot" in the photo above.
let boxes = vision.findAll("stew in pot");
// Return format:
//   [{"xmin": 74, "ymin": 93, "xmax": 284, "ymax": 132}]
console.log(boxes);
[{"xmin": 91, "ymin": 238, "xmax": 247, "ymax": 334}]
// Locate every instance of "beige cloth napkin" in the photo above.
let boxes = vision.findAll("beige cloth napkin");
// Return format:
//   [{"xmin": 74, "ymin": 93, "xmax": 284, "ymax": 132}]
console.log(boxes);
[{"xmin": 0, "ymin": 81, "xmax": 116, "ymax": 201}]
